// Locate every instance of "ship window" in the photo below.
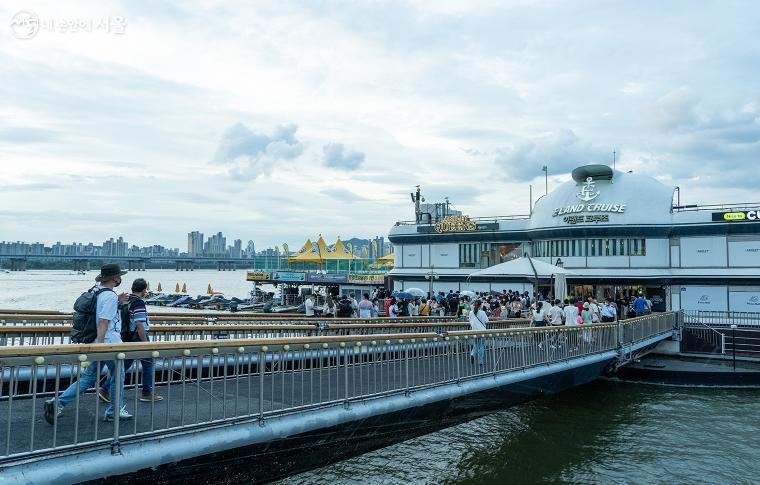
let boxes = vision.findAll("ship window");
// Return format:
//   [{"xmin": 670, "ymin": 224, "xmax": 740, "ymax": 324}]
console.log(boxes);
[
  {"xmin": 459, "ymin": 243, "xmax": 479, "ymax": 267},
  {"xmin": 631, "ymin": 239, "xmax": 640, "ymax": 256},
  {"xmin": 589, "ymin": 239, "xmax": 596, "ymax": 257}
]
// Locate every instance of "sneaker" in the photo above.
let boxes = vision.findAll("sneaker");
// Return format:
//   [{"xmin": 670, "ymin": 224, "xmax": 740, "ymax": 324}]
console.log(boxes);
[
  {"xmin": 139, "ymin": 394, "xmax": 163, "ymax": 402},
  {"xmin": 97, "ymin": 388, "xmax": 110, "ymax": 403},
  {"xmin": 44, "ymin": 399, "xmax": 63, "ymax": 425},
  {"xmin": 104, "ymin": 406, "xmax": 133, "ymax": 422}
]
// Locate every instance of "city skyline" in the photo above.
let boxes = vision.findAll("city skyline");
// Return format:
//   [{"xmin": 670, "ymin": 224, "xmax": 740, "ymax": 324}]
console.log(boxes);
[{"xmin": 0, "ymin": 231, "xmax": 389, "ymax": 258}]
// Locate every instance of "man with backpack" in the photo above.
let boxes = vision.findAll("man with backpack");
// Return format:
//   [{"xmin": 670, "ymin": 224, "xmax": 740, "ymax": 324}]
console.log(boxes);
[
  {"xmin": 45, "ymin": 264, "xmax": 132, "ymax": 424},
  {"xmin": 336, "ymin": 295, "xmax": 353, "ymax": 318},
  {"xmin": 99, "ymin": 278, "xmax": 163, "ymax": 403}
]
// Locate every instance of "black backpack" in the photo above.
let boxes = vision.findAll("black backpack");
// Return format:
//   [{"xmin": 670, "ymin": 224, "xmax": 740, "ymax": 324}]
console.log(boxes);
[
  {"xmin": 71, "ymin": 286, "xmax": 113, "ymax": 344},
  {"xmin": 120, "ymin": 296, "xmax": 136, "ymax": 342},
  {"xmin": 337, "ymin": 299, "xmax": 352, "ymax": 318}
]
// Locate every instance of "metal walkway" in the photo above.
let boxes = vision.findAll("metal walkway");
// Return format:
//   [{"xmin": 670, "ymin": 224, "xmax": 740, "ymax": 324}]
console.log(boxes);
[{"xmin": 0, "ymin": 313, "xmax": 678, "ymax": 483}]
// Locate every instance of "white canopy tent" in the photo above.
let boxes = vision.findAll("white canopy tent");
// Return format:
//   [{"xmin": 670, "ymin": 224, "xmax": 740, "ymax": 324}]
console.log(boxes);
[{"xmin": 469, "ymin": 257, "xmax": 574, "ymax": 279}]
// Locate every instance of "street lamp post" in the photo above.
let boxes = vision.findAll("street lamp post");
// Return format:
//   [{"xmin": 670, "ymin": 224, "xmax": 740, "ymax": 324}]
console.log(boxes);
[{"xmin": 424, "ymin": 265, "xmax": 439, "ymax": 298}]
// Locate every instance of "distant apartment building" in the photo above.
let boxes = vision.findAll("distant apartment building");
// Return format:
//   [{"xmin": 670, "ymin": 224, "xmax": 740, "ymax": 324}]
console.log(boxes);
[
  {"xmin": 187, "ymin": 231, "xmax": 204, "ymax": 256},
  {"xmin": 204, "ymin": 232, "xmax": 227, "ymax": 257},
  {"xmin": 102, "ymin": 237, "xmax": 128, "ymax": 257}
]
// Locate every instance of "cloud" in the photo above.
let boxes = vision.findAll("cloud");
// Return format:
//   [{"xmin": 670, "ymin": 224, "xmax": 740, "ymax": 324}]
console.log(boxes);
[
  {"xmin": 0, "ymin": 182, "xmax": 62, "ymax": 191},
  {"xmin": 0, "ymin": 126, "xmax": 58, "ymax": 143},
  {"xmin": 212, "ymin": 122, "xmax": 304, "ymax": 179},
  {"xmin": 492, "ymin": 129, "xmax": 608, "ymax": 182},
  {"xmin": 320, "ymin": 188, "xmax": 370, "ymax": 202},
  {"xmin": 322, "ymin": 143, "xmax": 365, "ymax": 170}
]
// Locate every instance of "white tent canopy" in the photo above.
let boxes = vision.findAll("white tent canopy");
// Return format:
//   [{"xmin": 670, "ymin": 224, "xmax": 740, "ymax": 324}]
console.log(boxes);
[{"xmin": 469, "ymin": 257, "xmax": 574, "ymax": 279}]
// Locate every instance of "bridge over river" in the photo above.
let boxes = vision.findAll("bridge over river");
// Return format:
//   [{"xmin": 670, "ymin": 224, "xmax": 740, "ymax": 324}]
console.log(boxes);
[{"xmin": 0, "ymin": 313, "xmax": 678, "ymax": 483}]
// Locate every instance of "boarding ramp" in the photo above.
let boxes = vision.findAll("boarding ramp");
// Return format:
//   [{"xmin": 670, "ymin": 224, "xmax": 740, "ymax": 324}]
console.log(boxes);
[{"xmin": 0, "ymin": 313, "xmax": 677, "ymax": 483}]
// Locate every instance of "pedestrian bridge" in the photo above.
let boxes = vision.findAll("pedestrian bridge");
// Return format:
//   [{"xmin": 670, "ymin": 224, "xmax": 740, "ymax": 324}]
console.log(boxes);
[{"xmin": 0, "ymin": 313, "xmax": 678, "ymax": 483}]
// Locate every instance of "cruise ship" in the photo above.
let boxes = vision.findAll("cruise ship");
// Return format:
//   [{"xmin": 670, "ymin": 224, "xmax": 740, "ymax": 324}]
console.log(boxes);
[{"xmin": 387, "ymin": 164, "xmax": 760, "ymax": 312}]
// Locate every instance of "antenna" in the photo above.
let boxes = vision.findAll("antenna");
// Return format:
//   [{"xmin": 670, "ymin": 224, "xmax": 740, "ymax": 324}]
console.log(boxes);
[{"xmin": 613, "ymin": 150, "xmax": 616, "ymax": 170}]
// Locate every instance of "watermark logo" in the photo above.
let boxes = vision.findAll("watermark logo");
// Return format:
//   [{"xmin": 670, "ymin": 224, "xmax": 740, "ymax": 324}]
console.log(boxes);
[
  {"xmin": 9, "ymin": 11, "xmax": 127, "ymax": 39},
  {"xmin": 10, "ymin": 10, "xmax": 39, "ymax": 39}
]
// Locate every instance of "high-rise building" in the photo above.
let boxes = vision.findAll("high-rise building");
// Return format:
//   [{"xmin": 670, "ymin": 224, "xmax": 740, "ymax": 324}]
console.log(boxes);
[
  {"xmin": 231, "ymin": 239, "xmax": 243, "ymax": 258},
  {"xmin": 245, "ymin": 240, "xmax": 256, "ymax": 258},
  {"xmin": 204, "ymin": 232, "xmax": 226, "ymax": 257},
  {"xmin": 187, "ymin": 231, "xmax": 204, "ymax": 256}
]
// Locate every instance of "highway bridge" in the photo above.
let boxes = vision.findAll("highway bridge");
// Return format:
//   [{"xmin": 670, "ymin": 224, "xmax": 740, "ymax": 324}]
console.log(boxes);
[
  {"xmin": 0, "ymin": 254, "xmax": 259, "ymax": 271},
  {"xmin": 0, "ymin": 312, "xmax": 678, "ymax": 483}
]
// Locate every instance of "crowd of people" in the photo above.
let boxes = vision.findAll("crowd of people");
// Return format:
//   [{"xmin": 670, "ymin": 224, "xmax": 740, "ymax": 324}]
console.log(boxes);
[{"xmin": 306, "ymin": 287, "xmax": 655, "ymax": 324}]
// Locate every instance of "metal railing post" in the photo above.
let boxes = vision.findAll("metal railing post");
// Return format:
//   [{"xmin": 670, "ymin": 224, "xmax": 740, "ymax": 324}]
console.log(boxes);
[
  {"xmin": 111, "ymin": 354, "xmax": 124, "ymax": 455},
  {"xmin": 258, "ymin": 347, "xmax": 268, "ymax": 424}
]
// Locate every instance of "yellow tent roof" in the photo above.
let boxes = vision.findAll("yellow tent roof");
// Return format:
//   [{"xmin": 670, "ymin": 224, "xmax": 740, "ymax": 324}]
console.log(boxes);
[
  {"xmin": 326, "ymin": 237, "xmax": 357, "ymax": 260},
  {"xmin": 377, "ymin": 253, "xmax": 395, "ymax": 262},
  {"xmin": 288, "ymin": 235, "xmax": 329, "ymax": 263}
]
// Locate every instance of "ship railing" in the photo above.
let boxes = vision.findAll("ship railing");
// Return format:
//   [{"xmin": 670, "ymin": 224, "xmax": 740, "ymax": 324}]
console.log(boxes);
[
  {"xmin": 0, "ymin": 314, "xmax": 677, "ymax": 464},
  {"xmin": 671, "ymin": 202, "xmax": 760, "ymax": 212},
  {"xmin": 682, "ymin": 310, "xmax": 760, "ymax": 328},
  {"xmin": 681, "ymin": 311, "xmax": 760, "ymax": 358}
]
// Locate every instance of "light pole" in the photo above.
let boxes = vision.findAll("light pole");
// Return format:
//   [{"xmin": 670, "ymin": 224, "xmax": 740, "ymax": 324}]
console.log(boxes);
[
  {"xmin": 542, "ymin": 165, "xmax": 548, "ymax": 195},
  {"xmin": 424, "ymin": 265, "xmax": 439, "ymax": 299}
]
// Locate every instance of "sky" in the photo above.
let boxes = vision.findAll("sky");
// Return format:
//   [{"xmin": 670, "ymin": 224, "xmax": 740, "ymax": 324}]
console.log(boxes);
[{"xmin": 1, "ymin": 0, "xmax": 758, "ymax": 250}]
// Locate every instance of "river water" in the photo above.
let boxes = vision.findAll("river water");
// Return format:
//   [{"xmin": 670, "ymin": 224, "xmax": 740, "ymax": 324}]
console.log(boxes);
[
  {"xmin": 0, "ymin": 269, "xmax": 270, "ymax": 312},
  {"xmin": 2, "ymin": 271, "xmax": 758, "ymax": 483}
]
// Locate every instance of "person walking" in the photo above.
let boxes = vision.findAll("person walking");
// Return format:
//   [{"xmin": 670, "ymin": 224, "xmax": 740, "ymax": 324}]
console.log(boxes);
[
  {"xmin": 563, "ymin": 298, "xmax": 579, "ymax": 326},
  {"xmin": 348, "ymin": 293, "xmax": 359, "ymax": 318},
  {"xmin": 100, "ymin": 278, "xmax": 163, "ymax": 403},
  {"xmin": 357, "ymin": 293, "xmax": 373, "ymax": 319},
  {"xmin": 371, "ymin": 298, "xmax": 379, "ymax": 318},
  {"xmin": 547, "ymin": 299, "xmax": 564, "ymax": 327},
  {"xmin": 468, "ymin": 300, "xmax": 488, "ymax": 365},
  {"xmin": 45, "ymin": 264, "xmax": 132, "ymax": 424},
  {"xmin": 601, "ymin": 298, "xmax": 617, "ymax": 322},
  {"xmin": 305, "ymin": 293, "xmax": 316, "ymax": 317},
  {"xmin": 324, "ymin": 295, "xmax": 336, "ymax": 318},
  {"xmin": 634, "ymin": 293, "xmax": 648, "ymax": 316},
  {"xmin": 388, "ymin": 297, "xmax": 400, "ymax": 318}
]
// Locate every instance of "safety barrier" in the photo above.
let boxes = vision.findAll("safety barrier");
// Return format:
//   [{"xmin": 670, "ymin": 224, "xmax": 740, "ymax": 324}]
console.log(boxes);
[{"xmin": 0, "ymin": 313, "xmax": 677, "ymax": 465}]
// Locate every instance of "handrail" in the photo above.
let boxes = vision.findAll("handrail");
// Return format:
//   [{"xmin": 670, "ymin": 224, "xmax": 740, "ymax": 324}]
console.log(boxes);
[
  {"xmin": 0, "ymin": 317, "xmax": 667, "ymax": 356},
  {"xmin": 0, "ymin": 312, "xmax": 677, "ymax": 470}
]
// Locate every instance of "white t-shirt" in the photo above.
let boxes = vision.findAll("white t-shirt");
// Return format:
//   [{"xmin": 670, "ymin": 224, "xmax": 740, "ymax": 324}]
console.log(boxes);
[
  {"xmin": 590, "ymin": 302, "xmax": 600, "ymax": 322},
  {"xmin": 563, "ymin": 305, "xmax": 579, "ymax": 325},
  {"xmin": 358, "ymin": 299, "xmax": 373, "ymax": 318},
  {"xmin": 389, "ymin": 304, "xmax": 399, "ymax": 317},
  {"xmin": 468, "ymin": 309, "xmax": 488, "ymax": 331},
  {"xmin": 95, "ymin": 285, "xmax": 122, "ymax": 343},
  {"xmin": 305, "ymin": 298, "xmax": 315, "ymax": 316},
  {"xmin": 548, "ymin": 306, "xmax": 564, "ymax": 326},
  {"xmin": 532, "ymin": 308, "xmax": 545, "ymax": 323}
]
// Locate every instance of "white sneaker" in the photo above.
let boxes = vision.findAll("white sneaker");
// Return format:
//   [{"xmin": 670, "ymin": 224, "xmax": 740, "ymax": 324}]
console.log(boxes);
[{"xmin": 104, "ymin": 406, "xmax": 133, "ymax": 421}]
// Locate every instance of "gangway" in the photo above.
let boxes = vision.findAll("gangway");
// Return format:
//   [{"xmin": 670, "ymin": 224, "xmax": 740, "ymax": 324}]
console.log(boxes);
[{"xmin": 0, "ymin": 313, "xmax": 678, "ymax": 483}]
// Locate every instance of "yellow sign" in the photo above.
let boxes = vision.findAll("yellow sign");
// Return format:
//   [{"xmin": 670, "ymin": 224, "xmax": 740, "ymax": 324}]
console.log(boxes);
[
  {"xmin": 724, "ymin": 212, "xmax": 747, "ymax": 221},
  {"xmin": 348, "ymin": 274, "xmax": 385, "ymax": 282},
  {"xmin": 435, "ymin": 215, "xmax": 477, "ymax": 233},
  {"xmin": 246, "ymin": 271, "xmax": 271, "ymax": 281}
]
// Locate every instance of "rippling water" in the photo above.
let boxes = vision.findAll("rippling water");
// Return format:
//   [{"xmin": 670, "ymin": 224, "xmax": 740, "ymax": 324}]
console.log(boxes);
[
  {"xmin": 0, "ymin": 269, "xmax": 269, "ymax": 312},
  {"xmin": 285, "ymin": 381, "xmax": 760, "ymax": 484}
]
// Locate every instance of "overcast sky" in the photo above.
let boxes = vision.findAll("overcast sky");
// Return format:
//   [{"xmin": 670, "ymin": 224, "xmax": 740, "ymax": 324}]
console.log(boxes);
[{"xmin": 1, "ymin": 1, "xmax": 758, "ymax": 250}]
